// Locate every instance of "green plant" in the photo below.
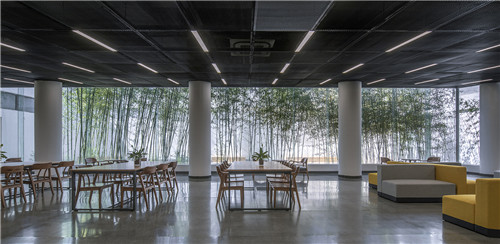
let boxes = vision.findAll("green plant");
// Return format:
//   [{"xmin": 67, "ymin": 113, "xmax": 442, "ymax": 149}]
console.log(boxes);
[
  {"xmin": 128, "ymin": 148, "xmax": 147, "ymax": 162},
  {"xmin": 252, "ymin": 146, "xmax": 269, "ymax": 161},
  {"xmin": 1, "ymin": 144, "xmax": 7, "ymax": 161}
]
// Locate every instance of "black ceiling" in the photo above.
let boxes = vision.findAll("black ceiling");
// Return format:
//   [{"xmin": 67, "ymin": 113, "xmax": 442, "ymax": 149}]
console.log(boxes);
[{"xmin": 1, "ymin": 1, "xmax": 499, "ymax": 88}]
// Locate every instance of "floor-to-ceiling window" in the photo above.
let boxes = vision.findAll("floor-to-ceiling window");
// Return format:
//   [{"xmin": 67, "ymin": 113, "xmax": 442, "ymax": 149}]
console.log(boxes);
[{"xmin": 459, "ymin": 86, "xmax": 480, "ymax": 165}]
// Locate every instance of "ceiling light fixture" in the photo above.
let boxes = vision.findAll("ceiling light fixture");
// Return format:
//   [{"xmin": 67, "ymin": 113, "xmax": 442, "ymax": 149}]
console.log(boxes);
[
  {"xmin": 0, "ymin": 65, "xmax": 31, "ymax": 73},
  {"xmin": 138, "ymin": 63, "xmax": 158, "ymax": 73},
  {"xmin": 405, "ymin": 63, "xmax": 437, "ymax": 74},
  {"xmin": 476, "ymin": 44, "xmax": 500, "ymax": 53},
  {"xmin": 58, "ymin": 77, "xmax": 83, "ymax": 84},
  {"xmin": 295, "ymin": 31, "xmax": 315, "ymax": 53},
  {"xmin": 212, "ymin": 63, "xmax": 221, "ymax": 73},
  {"xmin": 467, "ymin": 65, "xmax": 500, "ymax": 74},
  {"xmin": 319, "ymin": 78, "xmax": 332, "ymax": 85},
  {"xmin": 280, "ymin": 63, "xmax": 290, "ymax": 73},
  {"xmin": 221, "ymin": 79, "xmax": 227, "ymax": 85},
  {"xmin": 272, "ymin": 78, "xmax": 278, "ymax": 85},
  {"xmin": 62, "ymin": 62, "xmax": 95, "ymax": 73},
  {"xmin": 343, "ymin": 63, "xmax": 364, "ymax": 74},
  {"xmin": 415, "ymin": 78, "xmax": 439, "ymax": 85},
  {"xmin": 0, "ymin": 42, "xmax": 25, "ymax": 52},
  {"xmin": 3, "ymin": 78, "xmax": 34, "ymax": 85},
  {"xmin": 462, "ymin": 79, "xmax": 493, "ymax": 85},
  {"xmin": 73, "ymin": 30, "xmax": 117, "ymax": 52},
  {"xmin": 191, "ymin": 30, "xmax": 209, "ymax": 52},
  {"xmin": 113, "ymin": 78, "xmax": 131, "ymax": 85},
  {"xmin": 167, "ymin": 78, "xmax": 179, "ymax": 85},
  {"xmin": 367, "ymin": 78, "xmax": 386, "ymax": 85},
  {"xmin": 386, "ymin": 31, "xmax": 432, "ymax": 53}
]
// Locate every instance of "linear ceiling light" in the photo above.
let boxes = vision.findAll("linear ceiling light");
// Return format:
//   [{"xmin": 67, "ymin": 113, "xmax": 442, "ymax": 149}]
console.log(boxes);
[
  {"xmin": 405, "ymin": 63, "xmax": 437, "ymax": 74},
  {"xmin": 367, "ymin": 78, "xmax": 386, "ymax": 85},
  {"xmin": 0, "ymin": 65, "xmax": 31, "ymax": 73},
  {"xmin": 415, "ymin": 78, "xmax": 439, "ymax": 85},
  {"xmin": 138, "ymin": 63, "xmax": 158, "ymax": 73},
  {"xmin": 462, "ymin": 79, "xmax": 493, "ymax": 85},
  {"xmin": 211, "ymin": 63, "xmax": 221, "ymax": 73},
  {"xmin": 3, "ymin": 78, "xmax": 34, "ymax": 85},
  {"xmin": 343, "ymin": 63, "xmax": 364, "ymax": 74},
  {"xmin": 386, "ymin": 31, "xmax": 432, "ymax": 53},
  {"xmin": 280, "ymin": 63, "xmax": 290, "ymax": 73},
  {"xmin": 113, "ymin": 78, "xmax": 131, "ymax": 85},
  {"xmin": 73, "ymin": 30, "xmax": 117, "ymax": 52},
  {"xmin": 477, "ymin": 44, "xmax": 500, "ymax": 53},
  {"xmin": 295, "ymin": 31, "xmax": 315, "ymax": 53},
  {"xmin": 62, "ymin": 62, "xmax": 94, "ymax": 73},
  {"xmin": 319, "ymin": 78, "xmax": 332, "ymax": 85},
  {"xmin": 58, "ymin": 77, "xmax": 83, "ymax": 84},
  {"xmin": 467, "ymin": 65, "xmax": 500, "ymax": 74},
  {"xmin": 0, "ymin": 42, "xmax": 25, "ymax": 52},
  {"xmin": 221, "ymin": 78, "xmax": 227, "ymax": 85},
  {"xmin": 191, "ymin": 30, "xmax": 209, "ymax": 52},
  {"xmin": 272, "ymin": 78, "xmax": 278, "ymax": 85},
  {"xmin": 167, "ymin": 78, "xmax": 179, "ymax": 85}
]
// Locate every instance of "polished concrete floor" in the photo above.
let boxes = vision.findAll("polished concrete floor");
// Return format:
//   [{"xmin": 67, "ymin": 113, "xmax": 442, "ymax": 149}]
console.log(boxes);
[{"xmin": 1, "ymin": 173, "xmax": 497, "ymax": 244}]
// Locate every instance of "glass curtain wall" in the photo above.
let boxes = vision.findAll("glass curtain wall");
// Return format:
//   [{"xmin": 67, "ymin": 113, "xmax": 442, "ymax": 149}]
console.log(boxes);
[{"xmin": 459, "ymin": 86, "xmax": 480, "ymax": 165}]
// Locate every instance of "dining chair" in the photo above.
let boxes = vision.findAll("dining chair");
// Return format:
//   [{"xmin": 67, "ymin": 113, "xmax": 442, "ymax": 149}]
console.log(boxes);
[
  {"xmin": 51, "ymin": 161, "xmax": 74, "ymax": 194},
  {"xmin": 380, "ymin": 157, "xmax": 391, "ymax": 164},
  {"xmin": 269, "ymin": 165, "xmax": 301, "ymax": 209},
  {"xmin": 5, "ymin": 157, "xmax": 22, "ymax": 163},
  {"xmin": 215, "ymin": 165, "xmax": 244, "ymax": 209},
  {"xmin": 121, "ymin": 166, "xmax": 159, "ymax": 210},
  {"xmin": 75, "ymin": 172, "xmax": 114, "ymax": 209},
  {"xmin": 296, "ymin": 158, "xmax": 309, "ymax": 180},
  {"xmin": 150, "ymin": 163, "xmax": 171, "ymax": 199},
  {"xmin": 167, "ymin": 161, "xmax": 179, "ymax": 191},
  {"xmin": 1, "ymin": 165, "xmax": 28, "ymax": 208},
  {"xmin": 23, "ymin": 162, "xmax": 55, "ymax": 199},
  {"xmin": 427, "ymin": 156, "xmax": 441, "ymax": 162},
  {"xmin": 84, "ymin": 157, "xmax": 99, "ymax": 166}
]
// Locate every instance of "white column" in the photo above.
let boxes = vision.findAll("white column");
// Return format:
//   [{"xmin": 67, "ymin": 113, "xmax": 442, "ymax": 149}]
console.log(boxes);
[
  {"xmin": 338, "ymin": 81, "xmax": 362, "ymax": 178},
  {"xmin": 480, "ymin": 82, "xmax": 500, "ymax": 175},
  {"xmin": 35, "ymin": 80, "xmax": 62, "ymax": 162},
  {"xmin": 189, "ymin": 81, "xmax": 211, "ymax": 178}
]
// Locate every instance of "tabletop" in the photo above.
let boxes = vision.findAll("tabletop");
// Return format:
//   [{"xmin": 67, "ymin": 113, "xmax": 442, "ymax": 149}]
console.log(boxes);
[
  {"xmin": 71, "ymin": 161, "xmax": 171, "ymax": 173},
  {"xmin": 227, "ymin": 161, "xmax": 292, "ymax": 173}
]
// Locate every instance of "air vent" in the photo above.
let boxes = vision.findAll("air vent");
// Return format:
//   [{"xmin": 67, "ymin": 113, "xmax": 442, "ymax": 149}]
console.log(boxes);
[{"xmin": 230, "ymin": 39, "xmax": 275, "ymax": 57}]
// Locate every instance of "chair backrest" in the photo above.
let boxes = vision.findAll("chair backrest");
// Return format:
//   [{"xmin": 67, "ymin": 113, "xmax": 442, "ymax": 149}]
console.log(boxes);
[
  {"xmin": 85, "ymin": 158, "xmax": 97, "ymax": 165},
  {"xmin": 33, "ymin": 162, "xmax": 52, "ymax": 170},
  {"xmin": 301, "ymin": 158, "xmax": 308, "ymax": 164},
  {"xmin": 33, "ymin": 162, "xmax": 53, "ymax": 178},
  {"xmin": 5, "ymin": 157, "xmax": 22, "ymax": 162},
  {"xmin": 380, "ymin": 157, "xmax": 390, "ymax": 164},
  {"xmin": 1, "ymin": 165, "xmax": 24, "ymax": 185},
  {"xmin": 58, "ymin": 160, "xmax": 75, "ymax": 168},
  {"xmin": 157, "ymin": 163, "xmax": 169, "ymax": 171},
  {"xmin": 427, "ymin": 156, "xmax": 441, "ymax": 162}
]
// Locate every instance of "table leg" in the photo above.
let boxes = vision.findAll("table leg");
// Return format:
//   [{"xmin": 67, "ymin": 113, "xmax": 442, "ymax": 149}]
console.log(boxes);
[
  {"xmin": 228, "ymin": 173, "xmax": 231, "ymax": 210},
  {"xmin": 71, "ymin": 171, "xmax": 76, "ymax": 211},
  {"xmin": 289, "ymin": 172, "xmax": 292, "ymax": 210},
  {"xmin": 132, "ymin": 172, "xmax": 137, "ymax": 211}
]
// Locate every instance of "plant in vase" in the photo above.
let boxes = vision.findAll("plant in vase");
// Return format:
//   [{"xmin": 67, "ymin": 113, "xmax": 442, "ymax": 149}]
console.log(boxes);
[
  {"xmin": 128, "ymin": 148, "xmax": 147, "ymax": 166},
  {"xmin": 252, "ymin": 146, "xmax": 269, "ymax": 166},
  {"xmin": 1, "ymin": 144, "xmax": 7, "ymax": 163}
]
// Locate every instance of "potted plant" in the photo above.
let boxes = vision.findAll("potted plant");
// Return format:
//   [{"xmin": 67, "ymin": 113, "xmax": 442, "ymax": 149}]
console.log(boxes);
[
  {"xmin": 252, "ymin": 146, "xmax": 269, "ymax": 166},
  {"xmin": 128, "ymin": 148, "xmax": 147, "ymax": 166},
  {"xmin": 1, "ymin": 144, "xmax": 7, "ymax": 163}
]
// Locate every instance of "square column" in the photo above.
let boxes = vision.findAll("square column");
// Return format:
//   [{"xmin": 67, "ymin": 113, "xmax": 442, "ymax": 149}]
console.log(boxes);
[
  {"xmin": 480, "ymin": 82, "xmax": 500, "ymax": 175},
  {"xmin": 189, "ymin": 81, "xmax": 212, "ymax": 178},
  {"xmin": 35, "ymin": 80, "xmax": 62, "ymax": 161}
]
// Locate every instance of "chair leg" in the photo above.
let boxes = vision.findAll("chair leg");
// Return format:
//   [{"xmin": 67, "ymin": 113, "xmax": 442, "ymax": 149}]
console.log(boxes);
[
  {"xmin": 273, "ymin": 189, "xmax": 277, "ymax": 208},
  {"xmin": 58, "ymin": 179, "xmax": 64, "ymax": 194},
  {"xmin": 98, "ymin": 190, "xmax": 103, "ymax": 209},
  {"xmin": 240, "ymin": 189, "xmax": 244, "ymax": 207},
  {"xmin": 1, "ymin": 190, "xmax": 6, "ymax": 208},
  {"xmin": 48, "ymin": 180, "xmax": 55, "ymax": 194},
  {"xmin": 295, "ymin": 189, "xmax": 301, "ymax": 209},
  {"xmin": 216, "ymin": 188, "xmax": 223, "ymax": 208},
  {"xmin": 143, "ymin": 191, "xmax": 149, "ymax": 210},
  {"xmin": 152, "ymin": 187, "xmax": 159, "ymax": 205},
  {"xmin": 120, "ymin": 189, "xmax": 125, "ymax": 208},
  {"xmin": 20, "ymin": 185, "xmax": 27, "ymax": 203}
]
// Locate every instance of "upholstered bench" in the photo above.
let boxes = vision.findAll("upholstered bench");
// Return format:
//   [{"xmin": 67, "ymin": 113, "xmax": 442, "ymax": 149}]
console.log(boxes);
[
  {"xmin": 368, "ymin": 173, "xmax": 377, "ymax": 189},
  {"xmin": 494, "ymin": 170, "xmax": 500, "ymax": 178}
]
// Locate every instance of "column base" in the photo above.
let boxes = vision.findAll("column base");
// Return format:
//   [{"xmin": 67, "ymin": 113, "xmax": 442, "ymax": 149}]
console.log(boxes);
[
  {"xmin": 189, "ymin": 175, "xmax": 212, "ymax": 181},
  {"xmin": 338, "ymin": 174, "xmax": 362, "ymax": 179}
]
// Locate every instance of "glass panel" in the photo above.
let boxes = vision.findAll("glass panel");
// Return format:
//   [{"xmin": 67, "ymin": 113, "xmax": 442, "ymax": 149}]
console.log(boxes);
[{"xmin": 459, "ymin": 86, "xmax": 480, "ymax": 165}]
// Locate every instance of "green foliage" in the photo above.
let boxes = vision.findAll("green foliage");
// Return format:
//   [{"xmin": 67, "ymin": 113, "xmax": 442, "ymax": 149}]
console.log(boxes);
[
  {"xmin": 251, "ymin": 146, "xmax": 269, "ymax": 161},
  {"xmin": 128, "ymin": 147, "xmax": 147, "ymax": 161},
  {"xmin": 0, "ymin": 144, "xmax": 7, "ymax": 160}
]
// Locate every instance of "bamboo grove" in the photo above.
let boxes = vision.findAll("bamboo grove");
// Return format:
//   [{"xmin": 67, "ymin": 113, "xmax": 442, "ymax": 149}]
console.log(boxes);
[{"xmin": 61, "ymin": 87, "xmax": 478, "ymax": 165}]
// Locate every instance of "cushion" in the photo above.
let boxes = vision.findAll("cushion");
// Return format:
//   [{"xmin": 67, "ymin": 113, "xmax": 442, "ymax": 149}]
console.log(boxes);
[
  {"xmin": 443, "ymin": 194, "xmax": 476, "ymax": 224},
  {"xmin": 368, "ymin": 173, "xmax": 378, "ymax": 186},
  {"xmin": 467, "ymin": 179, "xmax": 476, "ymax": 194},
  {"xmin": 382, "ymin": 179, "xmax": 456, "ymax": 198}
]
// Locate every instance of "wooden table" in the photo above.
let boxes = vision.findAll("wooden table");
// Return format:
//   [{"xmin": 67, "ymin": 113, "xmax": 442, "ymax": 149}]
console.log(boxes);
[
  {"xmin": 227, "ymin": 161, "xmax": 293, "ymax": 211},
  {"xmin": 70, "ymin": 161, "xmax": 168, "ymax": 211}
]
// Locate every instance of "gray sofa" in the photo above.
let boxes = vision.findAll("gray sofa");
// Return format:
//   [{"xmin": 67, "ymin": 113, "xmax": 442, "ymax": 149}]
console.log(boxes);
[{"xmin": 377, "ymin": 164, "xmax": 456, "ymax": 203}]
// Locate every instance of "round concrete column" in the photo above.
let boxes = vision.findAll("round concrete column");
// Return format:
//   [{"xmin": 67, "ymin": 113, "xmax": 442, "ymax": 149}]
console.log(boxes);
[
  {"xmin": 35, "ymin": 80, "xmax": 62, "ymax": 162},
  {"xmin": 338, "ymin": 81, "xmax": 362, "ymax": 178},
  {"xmin": 479, "ymin": 82, "xmax": 500, "ymax": 175},
  {"xmin": 189, "ymin": 81, "xmax": 212, "ymax": 178}
]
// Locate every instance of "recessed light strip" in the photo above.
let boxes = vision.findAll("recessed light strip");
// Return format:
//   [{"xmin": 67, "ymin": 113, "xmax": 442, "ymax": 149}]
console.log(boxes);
[
  {"xmin": 113, "ymin": 78, "xmax": 131, "ymax": 85},
  {"xmin": 3, "ymin": 78, "xmax": 34, "ymax": 85},
  {"xmin": 0, "ymin": 65, "xmax": 31, "ymax": 73},
  {"xmin": 62, "ymin": 62, "xmax": 95, "ymax": 73},
  {"xmin": 367, "ymin": 78, "xmax": 386, "ymax": 85},
  {"xmin": 467, "ymin": 65, "xmax": 500, "ymax": 74},
  {"xmin": 138, "ymin": 63, "xmax": 158, "ymax": 73},
  {"xmin": 280, "ymin": 63, "xmax": 290, "ymax": 73},
  {"xmin": 295, "ymin": 31, "xmax": 315, "ymax": 53},
  {"xmin": 319, "ymin": 78, "xmax": 332, "ymax": 85},
  {"xmin": 212, "ymin": 63, "xmax": 221, "ymax": 73},
  {"xmin": 73, "ymin": 30, "xmax": 117, "ymax": 52},
  {"xmin": 343, "ymin": 63, "xmax": 364, "ymax": 74},
  {"xmin": 272, "ymin": 78, "xmax": 278, "ymax": 85},
  {"xmin": 221, "ymin": 79, "xmax": 227, "ymax": 85},
  {"xmin": 167, "ymin": 78, "xmax": 179, "ymax": 85},
  {"xmin": 477, "ymin": 44, "xmax": 500, "ymax": 53},
  {"xmin": 58, "ymin": 78, "xmax": 83, "ymax": 84},
  {"xmin": 462, "ymin": 79, "xmax": 493, "ymax": 85},
  {"xmin": 415, "ymin": 78, "xmax": 439, "ymax": 85},
  {"xmin": 0, "ymin": 43, "xmax": 25, "ymax": 52},
  {"xmin": 191, "ymin": 30, "xmax": 209, "ymax": 52},
  {"xmin": 405, "ymin": 63, "xmax": 437, "ymax": 74},
  {"xmin": 386, "ymin": 31, "xmax": 432, "ymax": 53}
]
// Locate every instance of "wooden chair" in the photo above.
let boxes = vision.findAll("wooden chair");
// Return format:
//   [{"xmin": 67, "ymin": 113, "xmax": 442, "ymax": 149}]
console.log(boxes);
[
  {"xmin": 5, "ymin": 157, "xmax": 22, "ymax": 162},
  {"xmin": 296, "ymin": 157, "xmax": 309, "ymax": 180},
  {"xmin": 75, "ymin": 173, "xmax": 114, "ymax": 209},
  {"xmin": 150, "ymin": 163, "xmax": 171, "ymax": 199},
  {"xmin": 51, "ymin": 161, "xmax": 74, "ymax": 194},
  {"xmin": 380, "ymin": 157, "xmax": 391, "ymax": 164},
  {"xmin": 121, "ymin": 166, "xmax": 159, "ymax": 210},
  {"xmin": 1, "ymin": 165, "xmax": 28, "ymax": 208},
  {"xmin": 427, "ymin": 156, "xmax": 441, "ymax": 162},
  {"xmin": 269, "ymin": 165, "xmax": 301, "ymax": 209},
  {"xmin": 215, "ymin": 165, "xmax": 244, "ymax": 209},
  {"xmin": 23, "ymin": 162, "xmax": 55, "ymax": 199},
  {"xmin": 84, "ymin": 157, "xmax": 99, "ymax": 166},
  {"xmin": 167, "ymin": 161, "xmax": 179, "ymax": 191}
]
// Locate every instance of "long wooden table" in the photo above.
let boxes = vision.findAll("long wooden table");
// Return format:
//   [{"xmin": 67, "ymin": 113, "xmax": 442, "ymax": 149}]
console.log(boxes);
[
  {"xmin": 70, "ymin": 161, "xmax": 169, "ymax": 211},
  {"xmin": 227, "ymin": 161, "xmax": 293, "ymax": 211}
]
